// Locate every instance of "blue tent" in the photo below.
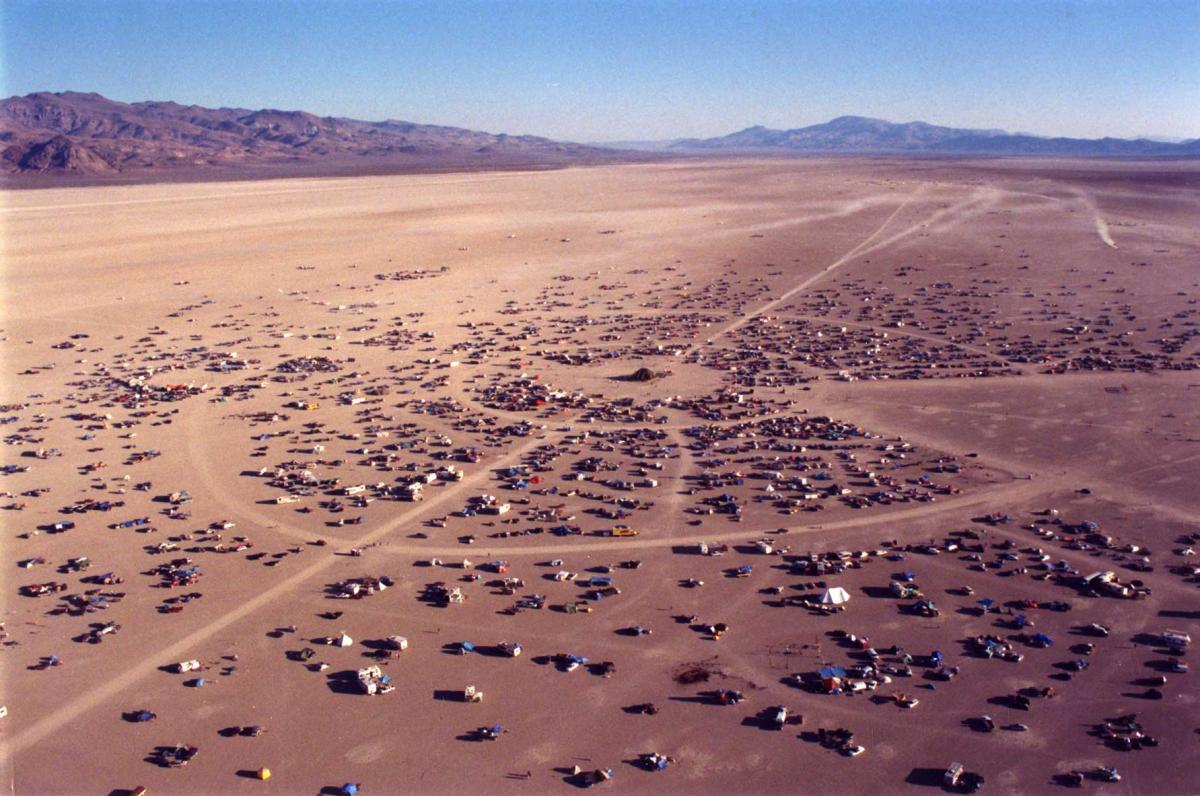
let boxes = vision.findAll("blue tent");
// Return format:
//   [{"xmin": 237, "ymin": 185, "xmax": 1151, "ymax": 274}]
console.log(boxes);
[
  {"xmin": 818, "ymin": 666, "xmax": 847, "ymax": 679},
  {"xmin": 459, "ymin": 641, "xmax": 476, "ymax": 654},
  {"xmin": 1032, "ymin": 632, "xmax": 1054, "ymax": 647}
]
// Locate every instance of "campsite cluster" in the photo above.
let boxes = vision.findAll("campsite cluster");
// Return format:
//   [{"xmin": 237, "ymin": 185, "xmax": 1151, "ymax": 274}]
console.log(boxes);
[{"xmin": 4, "ymin": 163, "xmax": 1198, "ymax": 794}]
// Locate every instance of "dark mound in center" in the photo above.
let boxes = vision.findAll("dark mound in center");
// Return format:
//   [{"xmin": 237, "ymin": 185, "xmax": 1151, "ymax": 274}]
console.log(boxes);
[
  {"xmin": 629, "ymin": 367, "xmax": 656, "ymax": 382},
  {"xmin": 617, "ymin": 367, "xmax": 669, "ymax": 382}
]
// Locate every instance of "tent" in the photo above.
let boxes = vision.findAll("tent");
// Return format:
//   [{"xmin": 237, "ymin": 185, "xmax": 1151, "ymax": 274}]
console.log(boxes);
[
  {"xmin": 335, "ymin": 633, "xmax": 354, "ymax": 648},
  {"xmin": 820, "ymin": 587, "xmax": 851, "ymax": 605}
]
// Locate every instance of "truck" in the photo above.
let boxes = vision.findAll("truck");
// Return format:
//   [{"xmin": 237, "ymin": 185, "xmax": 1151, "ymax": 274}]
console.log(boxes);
[
  {"xmin": 943, "ymin": 764, "xmax": 983, "ymax": 793},
  {"xmin": 357, "ymin": 665, "xmax": 394, "ymax": 695},
  {"xmin": 1160, "ymin": 630, "xmax": 1191, "ymax": 649}
]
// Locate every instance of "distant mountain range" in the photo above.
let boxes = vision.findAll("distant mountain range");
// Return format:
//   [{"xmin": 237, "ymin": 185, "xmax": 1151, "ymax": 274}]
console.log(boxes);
[
  {"xmin": 668, "ymin": 115, "xmax": 1200, "ymax": 156},
  {"xmin": 0, "ymin": 91, "xmax": 621, "ymax": 182},
  {"xmin": 4, "ymin": 93, "xmax": 1196, "ymax": 185}
]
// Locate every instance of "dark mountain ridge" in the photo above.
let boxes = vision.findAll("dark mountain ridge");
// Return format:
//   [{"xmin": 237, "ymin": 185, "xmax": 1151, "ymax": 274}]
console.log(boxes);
[{"xmin": 1, "ymin": 91, "xmax": 622, "ymax": 182}]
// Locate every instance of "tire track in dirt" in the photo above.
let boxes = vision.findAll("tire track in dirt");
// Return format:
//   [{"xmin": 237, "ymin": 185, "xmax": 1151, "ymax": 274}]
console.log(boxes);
[{"xmin": 2, "ymin": 433, "xmax": 547, "ymax": 757}]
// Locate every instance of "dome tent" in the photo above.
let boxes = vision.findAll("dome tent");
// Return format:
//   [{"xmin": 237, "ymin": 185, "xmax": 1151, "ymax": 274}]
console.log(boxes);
[{"xmin": 820, "ymin": 586, "xmax": 851, "ymax": 605}]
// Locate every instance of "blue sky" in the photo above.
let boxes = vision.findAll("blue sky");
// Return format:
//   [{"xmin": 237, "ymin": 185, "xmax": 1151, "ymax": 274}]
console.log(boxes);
[{"xmin": 3, "ymin": 0, "xmax": 1198, "ymax": 141}]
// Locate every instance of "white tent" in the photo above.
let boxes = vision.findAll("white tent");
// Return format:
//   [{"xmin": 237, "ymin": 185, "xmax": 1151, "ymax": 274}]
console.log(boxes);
[
  {"xmin": 820, "ymin": 587, "xmax": 851, "ymax": 606},
  {"xmin": 335, "ymin": 633, "xmax": 354, "ymax": 647}
]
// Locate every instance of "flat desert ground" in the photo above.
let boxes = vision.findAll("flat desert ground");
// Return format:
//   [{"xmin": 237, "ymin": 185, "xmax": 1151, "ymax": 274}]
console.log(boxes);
[{"xmin": 1, "ymin": 158, "xmax": 1199, "ymax": 794}]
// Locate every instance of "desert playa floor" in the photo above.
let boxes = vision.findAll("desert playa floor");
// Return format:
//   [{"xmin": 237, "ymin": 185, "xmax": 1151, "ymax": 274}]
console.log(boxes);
[{"xmin": 1, "ymin": 158, "xmax": 1199, "ymax": 794}]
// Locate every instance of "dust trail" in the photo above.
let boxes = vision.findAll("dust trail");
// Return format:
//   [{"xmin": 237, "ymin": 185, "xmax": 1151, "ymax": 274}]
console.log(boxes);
[
  {"xmin": 1094, "ymin": 214, "xmax": 1118, "ymax": 249},
  {"xmin": 1075, "ymin": 191, "xmax": 1118, "ymax": 249}
]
